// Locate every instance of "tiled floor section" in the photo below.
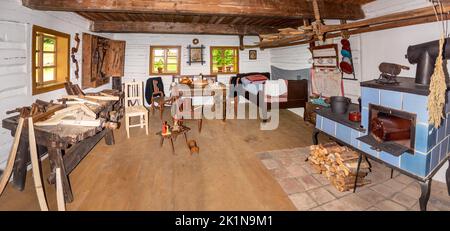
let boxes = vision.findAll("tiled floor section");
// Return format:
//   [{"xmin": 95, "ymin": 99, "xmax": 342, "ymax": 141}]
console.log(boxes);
[{"xmin": 257, "ymin": 147, "xmax": 450, "ymax": 211}]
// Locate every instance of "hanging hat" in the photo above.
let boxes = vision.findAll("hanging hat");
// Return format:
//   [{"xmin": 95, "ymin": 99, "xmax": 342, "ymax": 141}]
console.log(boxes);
[
  {"xmin": 341, "ymin": 49, "xmax": 352, "ymax": 58},
  {"xmin": 342, "ymin": 57, "xmax": 351, "ymax": 64},
  {"xmin": 340, "ymin": 61, "xmax": 353, "ymax": 74},
  {"xmin": 342, "ymin": 44, "xmax": 351, "ymax": 51},
  {"xmin": 341, "ymin": 39, "xmax": 350, "ymax": 48}
]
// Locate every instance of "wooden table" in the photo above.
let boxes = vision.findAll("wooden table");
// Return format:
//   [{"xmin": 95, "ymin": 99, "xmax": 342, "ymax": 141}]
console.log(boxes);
[
  {"xmin": 1, "ymin": 97, "xmax": 122, "ymax": 203},
  {"xmin": 173, "ymin": 82, "xmax": 228, "ymax": 121},
  {"xmin": 156, "ymin": 125, "xmax": 190, "ymax": 154}
]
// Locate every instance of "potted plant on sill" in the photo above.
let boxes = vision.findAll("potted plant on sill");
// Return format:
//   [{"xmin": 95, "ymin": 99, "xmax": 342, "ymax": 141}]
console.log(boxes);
[
  {"xmin": 216, "ymin": 55, "xmax": 226, "ymax": 73},
  {"xmin": 155, "ymin": 60, "xmax": 164, "ymax": 74},
  {"xmin": 225, "ymin": 55, "xmax": 233, "ymax": 72}
]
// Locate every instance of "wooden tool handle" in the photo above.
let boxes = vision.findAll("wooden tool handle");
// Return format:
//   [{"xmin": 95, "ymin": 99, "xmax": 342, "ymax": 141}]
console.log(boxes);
[
  {"xmin": 0, "ymin": 117, "xmax": 25, "ymax": 196},
  {"xmin": 28, "ymin": 117, "xmax": 49, "ymax": 211}
]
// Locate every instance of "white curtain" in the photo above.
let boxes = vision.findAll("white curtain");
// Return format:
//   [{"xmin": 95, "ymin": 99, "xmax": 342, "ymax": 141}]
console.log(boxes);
[{"xmin": 311, "ymin": 69, "xmax": 343, "ymax": 97}]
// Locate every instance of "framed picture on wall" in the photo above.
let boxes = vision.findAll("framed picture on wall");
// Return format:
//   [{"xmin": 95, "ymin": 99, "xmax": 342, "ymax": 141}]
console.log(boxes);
[
  {"xmin": 187, "ymin": 45, "xmax": 205, "ymax": 65},
  {"xmin": 249, "ymin": 50, "xmax": 257, "ymax": 60},
  {"xmin": 191, "ymin": 47, "xmax": 202, "ymax": 62}
]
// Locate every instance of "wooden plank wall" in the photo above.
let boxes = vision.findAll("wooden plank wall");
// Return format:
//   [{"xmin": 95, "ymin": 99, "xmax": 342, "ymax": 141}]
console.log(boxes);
[
  {"xmin": 270, "ymin": 44, "xmax": 312, "ymax": 70},
  {"xmin": 0, "ymin": 21, "xmax": 29, "ymax": 167}
]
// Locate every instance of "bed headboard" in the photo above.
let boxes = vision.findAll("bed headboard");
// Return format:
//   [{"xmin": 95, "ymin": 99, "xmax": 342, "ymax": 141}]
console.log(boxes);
[{"xmin": 236, "ymin": 72, "xmax": 271, "ymax": 79}]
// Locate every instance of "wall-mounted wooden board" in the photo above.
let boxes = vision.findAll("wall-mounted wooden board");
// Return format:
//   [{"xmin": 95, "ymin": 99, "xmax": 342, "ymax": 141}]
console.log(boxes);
[
  {"xmin": 82, "ymin": 33, "xmax": 126, "ymax": 89},
  {"xmin": 104, "ymin": 40, "xmax": 126, "ymax": 77}
]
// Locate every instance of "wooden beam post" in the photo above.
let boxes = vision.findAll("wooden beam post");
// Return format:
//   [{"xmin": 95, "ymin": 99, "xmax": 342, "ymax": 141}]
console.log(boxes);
[{"xmin": 239, "ymin": 35, "xmax": 245, "ymax": 51}]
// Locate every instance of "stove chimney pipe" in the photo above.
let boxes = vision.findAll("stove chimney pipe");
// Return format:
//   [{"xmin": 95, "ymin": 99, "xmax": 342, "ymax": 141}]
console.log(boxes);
[{"xmin": 406, "ymin": 38, "xmax": 450, "ymax": 85}]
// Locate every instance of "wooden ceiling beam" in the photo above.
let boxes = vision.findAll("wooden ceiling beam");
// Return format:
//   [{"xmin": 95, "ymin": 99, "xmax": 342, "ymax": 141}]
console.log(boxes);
[
  {"xmin": 22, "ymin": 0, "xmax": 366, "ymax": 20},
  {"xmin": 208, "ymin": 16, "xmax": 218, "ymax": 24},
  {"xmin": 324, "ymin": 5, "xmax": 450, "ymax": 33},
  {"xmin": 90, "ymin": 21, "xmax": 278, "ymax": 35},
  {"xmin": 215, "ymin": 17, "xmax": 226, "ymax": 24},
  {"xmin": 192, "ymin": 16, "xmax": 201, "ymax": 24},
  {"xmin": 260, "ymin": 5, "xmax": 450, "ymax": 48},
  {"xmin": 231, "ymin": 17, "xmax": 243, "ymax": 25},
  {"xmin": 262, "ymin": 15, "xmax": 439, "ymax": 49}
]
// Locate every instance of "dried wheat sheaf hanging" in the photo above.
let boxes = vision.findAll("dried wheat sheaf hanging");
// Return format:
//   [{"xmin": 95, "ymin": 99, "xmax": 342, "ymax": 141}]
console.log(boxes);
[
  {"xmin": 428, "ymin": 0, "xmax": 448, "ymax": 128},
  {"xmin": 427, "ymin": 35, "xmax": 446, "ymax": 128}
]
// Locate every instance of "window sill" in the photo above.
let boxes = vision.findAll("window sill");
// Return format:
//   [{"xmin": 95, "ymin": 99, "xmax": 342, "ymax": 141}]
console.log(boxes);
[
  {"xmin": 33, "ymin": 82, "xmax": 66, "ymax": 95},
  {"xmin": 212, "ymin": 72, "xmax": 239, "ymax": 75},
  {"xmin": 150, "ymin": 73, "xmax": 180, "ymax": 76}
]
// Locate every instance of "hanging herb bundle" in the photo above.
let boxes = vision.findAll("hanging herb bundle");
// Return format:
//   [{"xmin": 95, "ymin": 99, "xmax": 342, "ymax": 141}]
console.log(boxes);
[
  {"xmin": 427, "ymin": 35, "xmax": 446, "ymax": 128},
  {"xmin": 428, "ymin": 0, "xmax": 448, "ymax": 128}
]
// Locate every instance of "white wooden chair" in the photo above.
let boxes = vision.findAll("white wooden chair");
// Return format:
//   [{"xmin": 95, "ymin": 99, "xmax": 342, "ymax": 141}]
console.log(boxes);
[{"xmin": 123, "ymin": 81, "xmax": 149, "ymax": 138}]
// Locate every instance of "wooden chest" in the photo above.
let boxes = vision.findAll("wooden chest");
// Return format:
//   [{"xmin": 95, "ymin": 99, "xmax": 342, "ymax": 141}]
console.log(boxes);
[{"xmin": 304, "ymin": 102, "xmax": 326, "ymax": 125}]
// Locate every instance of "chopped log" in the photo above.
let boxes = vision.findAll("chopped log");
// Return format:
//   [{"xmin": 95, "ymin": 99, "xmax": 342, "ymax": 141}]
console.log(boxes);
[
  {"xmin": 308, "ymin": 142, "xmax": 371, "ymax": 192},
  {"xmin": 336, "ymin": 150, "xmax": 360, "ymax": 162}
]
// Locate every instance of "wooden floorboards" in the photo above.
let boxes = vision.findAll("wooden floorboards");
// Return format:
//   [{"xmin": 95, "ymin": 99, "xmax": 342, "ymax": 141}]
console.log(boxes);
[{"xmin": 0, "ymin": 109, "xmax": 321, "ymax": 211}]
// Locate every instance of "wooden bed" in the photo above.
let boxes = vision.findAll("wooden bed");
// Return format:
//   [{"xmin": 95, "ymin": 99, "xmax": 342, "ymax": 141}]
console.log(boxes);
[{"xmin": 230, "ymin": 72, "xmax": 308, "ymax": 120}]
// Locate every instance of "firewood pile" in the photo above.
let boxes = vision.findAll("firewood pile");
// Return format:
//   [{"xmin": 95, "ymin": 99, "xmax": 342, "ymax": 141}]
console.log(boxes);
[{"xmin": 309, "ymin": 142, "xmax": 371, "ymax": 192}]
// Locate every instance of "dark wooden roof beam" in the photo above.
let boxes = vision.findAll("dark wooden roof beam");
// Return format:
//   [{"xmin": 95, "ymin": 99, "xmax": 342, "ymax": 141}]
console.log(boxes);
[
  {"xmin": 90, "ymin": 21, "xmax": 278, "ymax": 35},
  {"xmin": 22, "ymin": 0, "xmax": 366, "ymax": 20},
  {"xmin": 208, "ymin": 16, "xmax": 219, "ymax": 24},
  {"xmin": 215, "ymin": 16, "xmax": 226, "ymax": 24},
  {"xmin": 230, "ymin": 17, "xmax": 243, "ymax": 24}
]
